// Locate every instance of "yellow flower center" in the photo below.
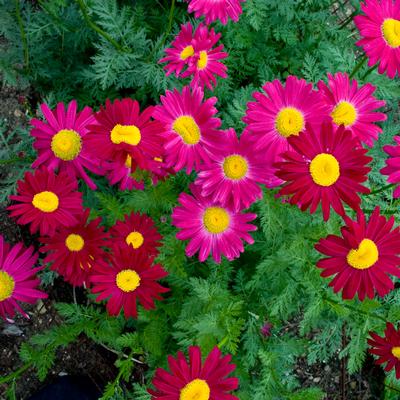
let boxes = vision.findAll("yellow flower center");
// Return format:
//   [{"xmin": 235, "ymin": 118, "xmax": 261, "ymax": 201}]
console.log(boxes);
[
  {"xmin": 110, "ymin": 124, "xmax": 141, "ymax": 146},
  {"xmin": 197, "ymin": 51, "xmax": 208, "ymax": 70},
  {"xmin": 125, "ymin": 231, "xmax": 144, "ymax": 249},
  {"xmin": 0, "ymin": 271, "xmax": 15, "ymax": 302},
  {"xmin": 125, "ymin": 154, "xmax": 132, "ymax": 169},
  {"xmin": 347, "ymin": 239, "xmax": 379, "ymax": 270},
  {"xmin": 32, "ymin": 191, "xmax": 59, "ymax": 213},
  {"xmin": 65, "ymin": 233, "xmax": 85, "ymax": 252},
  {"xmin": 309, "ymin": 153, "xmax": 340, "ymax": 187},
  {"xmin": 203, "ymin": 207, "xmax": 230, "ymax": 234},
  {"xmin": 382, "ymin": 18, "xmax": 400, "ymax": 48},
  {"xmin": 172, "ymin": 116, "xmax": 201, "ymax": 145},
  {"xmin": 116, "ymin": 269, "xmax": 141, "ymax": 293},
  {"xmin": 331, "ymin": 101, "xmax": 358, "ymax": 127},
  {"xmin": 51, "ymin": 129, "xmax": 82, "ymax": 161},
  {"xmin": 180, "ymin": 379, "xmax": 210, "ymax": 400},
  {"xmin": 223, "ymin": 155, "xmax": 248, "ymax": 180},
  {"xmin": 180, "ymin": 45, "xmax": 195, "ymax": 60},
  {"xmin": 392, "ymin": 346, "xmax": 400, "ymax": 359},
  {"xmin": 275, "ymin": 107, "xmax": 305, "ymax": 138},
  {"xmin": 154, "ymin": 157, "xmax": 163, "ymax": 162}
]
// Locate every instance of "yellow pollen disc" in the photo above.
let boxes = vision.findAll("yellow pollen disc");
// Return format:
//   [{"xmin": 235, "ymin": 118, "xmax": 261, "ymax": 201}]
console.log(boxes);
[
  {"xmin": 172, "ymin": 116, "xmax": 201, "ymax": 145},
  {"xmin": 51, "ymin": 129, "xmax": 82, "ymax": 161},
  {"xmin": 382, "ymin": 18, "xmax": 400, "ymax": 48},
  {"xmin": 32, "ymin": 191, "xmax": 59, "ymax": 213},
  {"xmin": 0, "ymin": 271, "xmax": 15, "ymax": 302},
  {"xmin": 125, "ymin": 154, "xmax": 132, "ymax": 169},
  {"xmin": 275, "ymin": 107, "xmax": 305, "ymax": 138},
  {"xmin": 197, "ymin": 51, "xmax": 208, "ymax": 70},
  {"xmin": 203, "ymin": 207, "xmax": 230, "ymax": 234},
  {"xmin": 154, "ymin": 157, "xmax": 163, "ymax": 162},
  {"xmin": 180, "ymin": 45, "xmax": 195, "ymax": 60},
  {"xmin": 347, "ymin": 239, "xmax": 379, "ymax": 270},
  {"xmin": 65, "ymin": 233, "xmax": 85, "ymax": 252},
  {"xmin": 331, "ymin": 101, "xmax": 358, "ymax": 127},
  {"xmin": 116, "ymin": 269, "xmax": 141, "ymax": 293},
  {"xmin": 110, "ymin": 124, "xmax": 141, "ymax": 146},
  {"xmin": 125, "ymin": 231, "xmax": 144, "ymax": 249},
  {"xmin": 309, "ymin": 153, "xmax": 340, "ymax": 187},
  {"xmin": 180, "ymin": 379, "xmax": 210, "ymax": 400},
  {"xmin": 223, "ymin": 154, "xmax": 248, "ymax": 180},
  {"xmin": 392, "ymin": 347, "xmax": 400, "ymax": 359}
]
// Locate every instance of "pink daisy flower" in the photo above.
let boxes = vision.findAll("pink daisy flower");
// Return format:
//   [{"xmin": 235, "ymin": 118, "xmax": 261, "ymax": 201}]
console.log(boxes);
[
  {"xmin": 195, "ymin": 128, "xmax": 272, "ymax": 211},
  {"xmin": 182, "ymin": 24, "xmax": 228, "ymax": 91},
  {"xmin": 153, "ymin": 86, "xmax": 222, "ymax": 173},
  {"xmin": 354, "ymin": 0, "xmax": 400, "ymax": 79},
  {"xmin": 381, "ymin": 136, "xmax": 400, "ymax": 198},
  {"xmin": 187, "ymin": 0, "xmax": 246, "ymax": 25},
  {"xmin": 317, "ymin": 72, "xmax": 386, "ymax": 147},
  {"xmin": 172, "ymin": 184, "xmax": 257, "ymax": 263},
  {"xmin": 0, "ymin": 235, "xmax": 47, "ymax": 321},
  {"xmin": 31, "ymin": 100, "xmax": 101, "ymax": 190},
  {"xmin": 243, "ymin": 76, "xmax": 329, "ymax": 186},
  {"xmin": 8, "ymin": 167, "xmax": 84, "ymax": 236}
]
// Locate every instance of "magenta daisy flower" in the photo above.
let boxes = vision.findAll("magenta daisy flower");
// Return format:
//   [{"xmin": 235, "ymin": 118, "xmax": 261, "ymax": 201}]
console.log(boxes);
[
  {"xmin": 149, "ymin": 346, "xmax": 239, "ymax": 399},
  {"xmin": 381, "ymin": 136, "xmax": 400, "ymax": 198},
  {"xmin": 31, "ymin": 100, "xmax": 101, "ymax": 190},
  {"xmin": 183, "ymin": 24, "xmax": 228, "ymax": 91},
  {"xmin": 195, "ymin": 128, "xmax": 272, "ymax": 211},
  {"xmin": 354, "ymin": 0, "xmax": 400, "ymax": 79},
  {"xmin": 317, "ymin": 72, "xmax": 386, "ymax": 146},
  {"xmin": 243, "ymin": 76, "xmax": 329, "ymax": 185},
  {"xmin": 0, "ymin": 235, "xmax": 47, "ymax": 321},
  {"xmin": 8, "ymin": 167, "xmax": 84, "ymax": 236},
  {"xmin": 86, "ymin": 98, "xmax": 164, "ymax": 171},
  {"xmin": 153, "ymin": 86, "xmax": 222, "ymax": 173},
  {"xmin": 187, "ymin": 0, "xmax": 246, "ymax": 25},
  {"xmin": 172, "ymin": 184, "xmax": 257, "ymax": 263}
]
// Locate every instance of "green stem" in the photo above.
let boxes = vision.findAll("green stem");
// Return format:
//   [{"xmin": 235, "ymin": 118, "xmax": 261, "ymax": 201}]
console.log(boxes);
[
  {"xmin": 361, "ymin": 63, "xmax": 378, "ymax": 80},
  {"xmin": 160, "ymin": 0, "xmax": 176, "ymax": 49},
  {"xmin": 0, "ymin": 157, "xmax": 33, "ymax": 165},
  {"xmin": 349, "ymin": 56, "xmax": 367, "ymax": 79},
  {"xmin": 339, "ymin": 10, "xmax": 358, "ymax": 29},
  {"xmin": 0, "ymin": 362, "xmax": 32, "ymax": 386},
  {"xmin": 365, "ymin": 183, "xmax": 395, "ymax": 196},
  {"xmin": 14, "ymin": 0, "xmax": 29, "ymax": 71},
  {"xmin": 75, "ymin": 0, "xmax": 124, "ymax": 52}
]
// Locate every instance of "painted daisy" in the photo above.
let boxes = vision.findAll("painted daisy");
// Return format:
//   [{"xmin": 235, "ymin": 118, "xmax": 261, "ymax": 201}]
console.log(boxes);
[
  {"xmin": 315, "ymin": 207, "xmax": 400, "ymax": 300},
  {"xmin": 317, "ymin": 72, "xmax": 386, "ymax": 146},
  {"xmin": 187, "ymin": 0, "xmax": 246, "ymax": 25},
  {"xmin": 39, "ymin": 209, "xmax": 108, "ymax": 287},
  {"xmin": 153, "ymin": 86, "xmax": 222, "ymax": 173},
  {"xmin": 89, "ymin": 247, "xmax": 169, "ymax": 319},
  {"xmin": 107, "ymin": 212, "xmax": 162, "ymax": 258},
  {"xmin": 275, "ymin": 122, "xmax": 371, "ymax": 221},
  {"xmin": 243, "ymin": 76, "xmax": 329, "ymax": 185},
  {"xmin": 31, "ymin": 100, "xmax": 102, "ymax": 190},
  {"xmin": 195, "ymin": 128, "xmax": 272, "ymax": 211},
  {"xmin": 0, "ymin": 235, "xmax": 47, "ymax": 321},
  {"xmin": 8, "ymin": 167, "xmax": 84, "ymax": 236},
  {"xmin": 381, "ymin": 136, "xmax": 400, "ymax": 198},
  {"xmin": 148, "ymin": 346, "xmax": 239, "ymax": 399},
  {"xmin": 354, "ymin": 0, "xmax": 400, "ymax": 79},
  {"xmin": 368, "ymin": 322, "xmax": 400, "ymax": 378},
  {"xmin": 172, "ymin": 184, "xmax": 257, "ymax": 263}
]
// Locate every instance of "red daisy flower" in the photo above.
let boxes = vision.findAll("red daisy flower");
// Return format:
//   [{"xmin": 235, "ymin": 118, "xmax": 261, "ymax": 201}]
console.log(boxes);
[
  {"xmin": 0, "ymin": 235, "xmax": 47, "ymax": 321},
  {"xmin": 172, "ymin": 184, "xmax": 257, "ymax": 263},
  {"xmin": 368, "ymin": 322, "xmax": 400, "ymax": 378},
  {"xmin": 381, "ymin": 136, "xmax": 400, "ymax": 198},
  {"xmin": 275, "ymin": 122, "xmax": 372, "ymax": 221},
  {"xmin": 39, "ymin": 209, "xmax": 108, "ymax": 287},
  {"xmin": 89, "ymin": 247, "xmax": 169, "ymax": 319},
  {"xmin": 31, "ymin": 100, "xmax": 102, "ymax": 190},
  {"xmin": 354, "ymin": 0, "xmax": 400, "ymax": 79},
  {"xmin": 107, "ymin": 212, "xmax": 162, "ymax": 258},
  {"xmin": 317, "ymin": 72, "xmax": 386, "ymax": 147},
  {"xmin": 153, "ymin": 86, "xmax": 222, "ymax": 173},
  {"xmin": 315, "ymin": 207, "xmax": 400, "ymax": 300},
  {"xmin": 149, "ymin": 346, "xmax": 239, "ymax": 399},
  {"xmin": 86, "ymin": 98, "xmax": 164, "ymax": 171},
  {"xmin": 8, "ymin": 167, "xmax": 84, "ymax": 236}
]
